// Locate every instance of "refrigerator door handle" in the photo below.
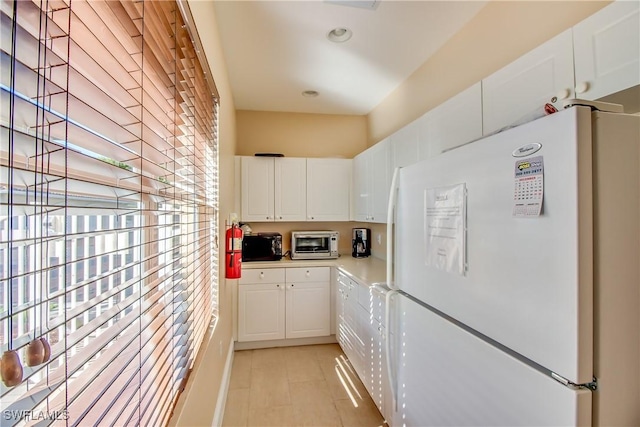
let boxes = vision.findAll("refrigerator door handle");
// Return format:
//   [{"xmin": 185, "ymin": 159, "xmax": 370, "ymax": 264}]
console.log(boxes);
[
  {"xmin": 384, "ymin": 289, "xmax": 399, "ymax": 413},
  {"xmin": 386, "ymin": 167, "xmax": 400, "ymax": 415},
  {"xmin": 387, "ymin": 167, "xmax": 400, "ymax": 291}
]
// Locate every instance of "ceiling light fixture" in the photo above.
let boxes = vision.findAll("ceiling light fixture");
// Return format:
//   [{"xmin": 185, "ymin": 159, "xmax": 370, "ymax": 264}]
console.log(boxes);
[
  {"xmin": 302, "ymin": 90, "xmax": 319, "ymax": 97},
  {"xmin": 327, "ymin": 27, "xmax": 353, "ymax": 43}
]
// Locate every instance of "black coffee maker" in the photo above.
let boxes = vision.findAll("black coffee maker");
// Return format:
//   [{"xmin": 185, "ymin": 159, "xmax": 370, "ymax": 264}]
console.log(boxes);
[{"xmin": 352, "ymin": 228, "xmax": 371, "ymax": 258}]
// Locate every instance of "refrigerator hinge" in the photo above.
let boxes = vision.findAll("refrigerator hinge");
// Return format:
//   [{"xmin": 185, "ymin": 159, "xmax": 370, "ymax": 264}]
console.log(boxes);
[{"xmin": 551, "ymin": 373, "xmax": 598, "ymax": 391}]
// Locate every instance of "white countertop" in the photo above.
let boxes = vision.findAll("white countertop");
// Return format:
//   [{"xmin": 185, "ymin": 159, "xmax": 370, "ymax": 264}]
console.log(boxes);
[{"xmin": 241, "ymin": 255, "xmax": 388, "ymax": 287}]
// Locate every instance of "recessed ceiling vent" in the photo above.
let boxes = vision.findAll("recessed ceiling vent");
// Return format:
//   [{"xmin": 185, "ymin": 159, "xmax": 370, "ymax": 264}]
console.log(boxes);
[{"xmin": 325, "ymin": 0, "xmax": 380, "ymax": 11}]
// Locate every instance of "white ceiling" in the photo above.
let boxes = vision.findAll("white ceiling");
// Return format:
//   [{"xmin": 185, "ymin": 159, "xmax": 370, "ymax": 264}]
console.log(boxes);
[{"xmin": 213, "ymin": 0, "xmax": 487, "ymax": 115}]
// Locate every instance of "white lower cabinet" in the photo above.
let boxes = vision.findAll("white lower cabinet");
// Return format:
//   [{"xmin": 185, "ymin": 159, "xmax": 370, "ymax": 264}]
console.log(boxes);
[
  {"xmin": 336, "ymin": 271, "xmax": 363, "ymax": 373},
  {"xmin": 336, "ymin": 269, "xmax": 390, "ymax": 420},
  {"xmin": 285, "ymin": 268, "xmax": 331, "ymax": 339},
  {"xmin": 238, "ymin": 267, "xmax": 330, "ymax": 342},
  {"xmin": 357, "ymin": 284, "xmax": 387, "ymax": 416},
  {"xmin": 238, "ymin": 282, "xmax": 286, "ymax": 342}
]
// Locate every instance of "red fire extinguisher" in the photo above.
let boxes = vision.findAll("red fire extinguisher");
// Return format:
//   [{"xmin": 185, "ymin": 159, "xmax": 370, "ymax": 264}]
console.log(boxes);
[{"xmin": 225, "ymin": 223, "xmax": 242, "ymax": 279}]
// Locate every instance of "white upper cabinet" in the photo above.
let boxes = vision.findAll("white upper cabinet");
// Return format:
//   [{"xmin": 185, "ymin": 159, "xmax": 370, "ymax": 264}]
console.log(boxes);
[
  {"xmin": 369, "ymin": 141, "xmax": 391, "ymax": 223},
  {"xmin": 241, "ymin": 156, "xmax": 275, "ymax": 222},
  {"xmin": 274, "ymin": 157, "xmax": 307, "ymax": 221},
  {"xmin": 419, "ymin": 82, "xmax": 484, "ymax": 160},
  {"xmin": 240, "ymin": 156, "xmax": 350, "ymax": 222},
  {"xmin": 482, "ymin": 29, "xmax": 575, "ymax": 135},
  {"xmin": 241, "ymin": 156, "xmax": 306, "ymax": 222},
  {"xmin": 306, "ymin": 158, "xmax": 351, "ymax": 221},
  {"xmin": 353, "ymin": 139, "xmax": 390, "ymax": 223},
  {"xmin": 573, "ymin": 0, "xmax": 640, "ymax": 101},
  {"xmin": 391, "ymin": 119, "xmax": 420, "ymax": 169},
  {"xmin": 352, "ymin": 150, "xmax": 370, "ymax": 222}
]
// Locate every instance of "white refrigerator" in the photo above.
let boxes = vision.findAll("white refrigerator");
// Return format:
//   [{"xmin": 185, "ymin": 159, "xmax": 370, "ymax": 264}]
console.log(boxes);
[{"xmin": 384, "ymin": 105, "xmax": 639, "ymax": 426}]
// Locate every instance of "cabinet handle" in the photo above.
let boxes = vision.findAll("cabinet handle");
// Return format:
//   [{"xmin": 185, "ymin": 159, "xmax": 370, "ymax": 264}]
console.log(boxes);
[
  {"xmin": 305, "ymin": 270, "xmax": 310, "ymax": 277},
  {"xmin": 259, "ymin": 272, "xmax": 264, "ymax": 279},
  {"xmin": 279, "ymin": 216, "xmax": 282, "ymax": 219},
  {"xmin": 276, "ymin": 284, "xmax": 280, "ymax": 288},
  {"xmin": 555, "ymin": 88, "xmax": 570, "ymax": 101},
  {"xmin": 575, "ymin": 81, "xmax": 590, "ymax": 94}
]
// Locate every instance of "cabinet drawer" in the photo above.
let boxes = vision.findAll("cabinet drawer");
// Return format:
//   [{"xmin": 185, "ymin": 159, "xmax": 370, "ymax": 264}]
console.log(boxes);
[
  {"xmin": 286, "ymin": 266, "xmax": 330, "ymax": 283},
  {"xmin": 239, "ymin": 268, "xmax": 285, "ymax": 284}
]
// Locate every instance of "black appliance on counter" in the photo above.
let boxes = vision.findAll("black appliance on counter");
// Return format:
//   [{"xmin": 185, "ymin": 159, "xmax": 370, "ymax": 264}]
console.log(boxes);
[
  {"xmin": 352, "ymin": 228, "xmax": 371, "ymax": 258},
  {"xmin": 242, "ymin": 232, "xmax": 282, "ymax": 261}
]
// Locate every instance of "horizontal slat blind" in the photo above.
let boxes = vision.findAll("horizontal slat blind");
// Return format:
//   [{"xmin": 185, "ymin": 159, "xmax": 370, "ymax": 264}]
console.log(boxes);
[{"xmin": 0, "ymin": 0, "xmax": 219, "ymax": 425}]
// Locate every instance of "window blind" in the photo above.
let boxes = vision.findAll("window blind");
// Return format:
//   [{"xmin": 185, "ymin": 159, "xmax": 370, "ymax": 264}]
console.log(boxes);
[{"xmin": 0, "ymin": 1, "xmax": 219, "ymax": 425}]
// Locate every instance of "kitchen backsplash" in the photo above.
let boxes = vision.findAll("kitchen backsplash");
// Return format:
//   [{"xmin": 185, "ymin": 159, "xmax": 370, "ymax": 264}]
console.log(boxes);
[{"xmin": 245, "ymin": 221, "xmax": 387, "ymax": 260}]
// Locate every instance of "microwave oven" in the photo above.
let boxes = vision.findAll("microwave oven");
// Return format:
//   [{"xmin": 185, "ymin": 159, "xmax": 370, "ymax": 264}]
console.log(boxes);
[
  {"xmin": 291, "ymin": 231, "xmax": 339, "ymax": 260},
  {"xmin": 242, "ymin": 232, "xmax": 283, "ymax": 262}
]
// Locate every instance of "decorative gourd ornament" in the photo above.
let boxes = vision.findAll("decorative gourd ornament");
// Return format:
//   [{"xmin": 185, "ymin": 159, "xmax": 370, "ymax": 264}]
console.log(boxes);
[
  {"xmin": 1, "ymin": 350, "xmax": 23, "ymax": 387},
  {"xmin": 26, "ymin": 339, "xmax": 45, "ymax": 366},
  {"xmin": 40, "ymin": 337, "xmax": 51, "ymax": 363}
]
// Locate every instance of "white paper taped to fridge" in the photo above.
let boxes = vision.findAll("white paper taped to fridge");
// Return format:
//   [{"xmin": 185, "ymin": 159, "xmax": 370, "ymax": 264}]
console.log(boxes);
[{"xmin": 424, "ymin": 183, "xmax": 467, "ymax": 276}]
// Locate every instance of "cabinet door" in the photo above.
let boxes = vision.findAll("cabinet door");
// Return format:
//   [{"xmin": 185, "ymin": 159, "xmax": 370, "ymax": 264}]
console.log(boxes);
[
  {"xmin": 573, "ymin": 0, "xmax": 640, "ymax": 101},
  {"xmin": 274, "ymin": 157, "xmax": 306, "ymax": 221},
  {"xmin": 352, "ymin": 152, "xmax": 370, "ymax": 222},
  {"xmin": 359, "ymin": 306, "xmax": 374, "ymax": 394},
  {"xmin": 306, "ymin": 158, "xmax": 351, "ymax": 221},
  {"xmin": 285, "ymin": 282, "xmax": 330, "ymax": 339},
  {"xmin": 238, "ymin": 283, "xmax": 285, "ymax": 342},
  {"xmin": 336, "ymin": 277, "xmax": 348, "ymax": 350},
  {"xmin": 420, "ymin": 82, "xmax": 483, "ymax": 159},
  {"xmin": 482, "ymin": 29, "xmax": 575, "ymax": 135},
  {"xmin": 337, "ymin": 277, "xmax": 359, "ymax": 368},
  {"xmin": 344, "ymin": 281, "xmax": 364, "ymax": 374},
  {"xmin": 370, "ymin": 321, "xmax": 384, "ymax": 413},
  {"xmin": 391, "ymin": 123, "xmax": 419, "ymax": 170},
  {"xmin": 369, "ymin": 139, "xmax": 390, "ymax": 224},
  {"xmin": 241, "ymin": 156, "xmax": 274, "ymax": 222}
]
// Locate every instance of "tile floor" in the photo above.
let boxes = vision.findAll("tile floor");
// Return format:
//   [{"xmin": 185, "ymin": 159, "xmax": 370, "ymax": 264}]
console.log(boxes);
[{"xmin": 222, "ymin": 344, "xmax": 386, "ymax": 427}]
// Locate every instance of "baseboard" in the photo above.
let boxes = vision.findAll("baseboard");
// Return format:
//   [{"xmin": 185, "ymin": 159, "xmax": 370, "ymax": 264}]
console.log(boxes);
[
  {"xmin": 211, "ymin": 340, "xmax": 235, "ymax": 427},
  {"xmin": 234, "ymin": 334, "xmax": 337, "ymax": 351}
]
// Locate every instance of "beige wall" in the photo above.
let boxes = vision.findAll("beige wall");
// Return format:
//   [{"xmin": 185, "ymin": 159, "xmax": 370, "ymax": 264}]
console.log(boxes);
[
  {"xmin": 367, "ymin": 0, "xmax": 612, "ymax": 146},
  {"xmin": 170, "ymin": 1, "xmax": 237, "ymax": 426},
  {"xmin": 236, "ymin": 110, "xmax": 368, "ymax": 158},
  {"xmin": 248, "ymin": 221, "xmax": 386, "ymax": 257},
  {"xmin": 235, "ymin": 111, "xmax": 371, "ymax": 260}
]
